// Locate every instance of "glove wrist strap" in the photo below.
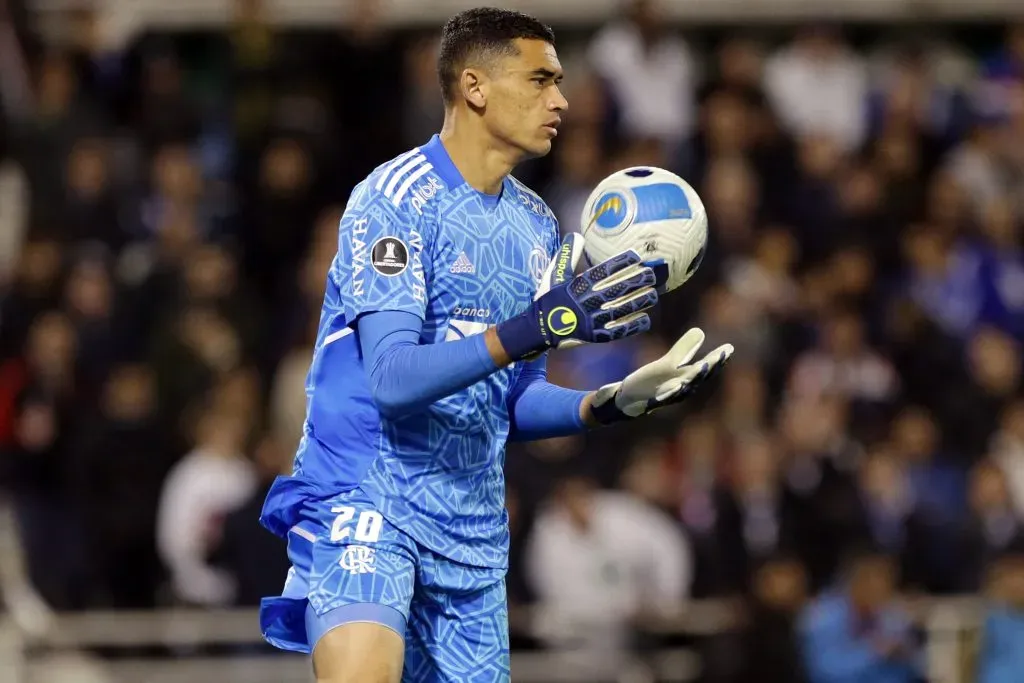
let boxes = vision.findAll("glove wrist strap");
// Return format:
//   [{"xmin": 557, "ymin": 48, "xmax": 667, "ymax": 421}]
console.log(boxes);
[
  {"xmin": 590, "ymin": 385, "xmax": 627, "ymax": 426},
  {"xmin": 495, "ymin": 304, "xmax": 549, "ymax": 361}
]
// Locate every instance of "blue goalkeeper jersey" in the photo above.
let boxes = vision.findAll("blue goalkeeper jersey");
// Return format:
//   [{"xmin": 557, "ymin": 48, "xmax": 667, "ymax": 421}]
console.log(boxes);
[{"xmin": 262, "ymin": 135, "xmax": 559, "ymax": 569}]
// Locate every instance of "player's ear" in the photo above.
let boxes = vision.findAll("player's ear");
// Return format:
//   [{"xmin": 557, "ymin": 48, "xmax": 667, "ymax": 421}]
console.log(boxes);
[{"xmin": 460, "ymin": 68, "xmax": 487, "ymax": 109}]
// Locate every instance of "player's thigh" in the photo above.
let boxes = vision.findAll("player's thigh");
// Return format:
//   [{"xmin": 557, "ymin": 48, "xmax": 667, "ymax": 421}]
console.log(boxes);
[
  {"xmin": 403, "ymin": 562, "xmax": 510, "ymax": 683},
  {"xmin": 312, "ymin": 620, "xmax": 405, "ymax": 683},
  {"xmin": 305, "ymin": 491, "xmax": 418, "ymax": 675}
]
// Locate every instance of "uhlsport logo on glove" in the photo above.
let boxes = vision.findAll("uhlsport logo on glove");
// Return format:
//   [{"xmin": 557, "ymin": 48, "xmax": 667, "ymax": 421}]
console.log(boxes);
[
  {"xmin": 547, "ymin": 307, "xmax": 578, "ymax": 336},
  {"xmin": 553, "ymin": 241, "xmax": 574, "ymax": 285}
]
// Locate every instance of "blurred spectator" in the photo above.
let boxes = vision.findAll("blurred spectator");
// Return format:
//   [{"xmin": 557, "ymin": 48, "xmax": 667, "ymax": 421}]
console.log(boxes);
[
  {"xmin": 698, "ymin": 36, "xmax": 767, "ymax": 107},
  {"xmin": 872, "ymin": 125, "xmax": 927, "ymax": 231},
  {"xmin": 139, "ymin": 142, "xmax": 208, "ymax": 238},
  {"xmin": 1, "ymin": 310, "xmax": 88, "ymax": 608},
  {"xmin": 943, "ymin": 115, "xmax": 1014, "ymax": 222},
  {"xmin": 888, "ymin": 406, "xmax": 967, "ymax": 525},
  {"xmin": 544, "ymin": 124, "xmax": 606, "ymax": 234},
  {"xmin": 526, "ymin": 475, "xmax": 692, "ymax": 653},
  {"xmin": 619, "ymin": 436, "xmax": 677, "ymax": 511},
  {"xmin": 737, "ymin": 557, "xmax": 809, "ymax": 683},
  {"xmin": 779, "ymin": 396, "xmax": 865, "ymax": 590},
  {"xmin": 156, "ymin": 407, "xmax": 256, "ymax": 606},
  {"xmin": 63, "ymin": 251, "xmax": 117, "ymax": 389},
  {"xmin": 71, "ymin": 363, "xmax": 170, "ymax": 608},
  {"xmin": 15, "ymin": 49, "xmax": 104, "ymax": 225},
  {"xmin": 1, "ymin": 308, "xmax": 79, "ymax": 445},
  {"xmin": 936, "ymin": 326, "xmax": 1021, "ymax": 458},
  {"xmin": 716, "ymin": 362, "xmax": 768, "ymax": 439},
  {"xmin": 990, "ymin": 399, "xmax": 1024, "ymax": 516},
  {"xmin": 869, "ymin": 44, "xmax": 964, "ymax": 143},
  {"xmin": 787, "ymin": 307, "xmax": 899, "ymax": 427},
  {"xmin": 212, "ymin": 432, "xmax": 290, "ymax": 607},
  {"xmin": 702, "ymin": 155, "xmax": 760, "ymax": 261},
  {"xmin": 269, "ymin": 317, "xmax": 314, "ymax": 455},
  {"xmin": 0, "ymin": 159, "xmax": 29, "ymax": 281},
  {"xmin": 180, "ymin": 242, "xmax": 263, "ymax": 361},
  {"xmin": 954, "ymin": 460, "xmax": 1024, "ymax": 591},
  {"xmin": 237, "ymin": 136, "xmax": 317, "ymax": 300},
  {"xmin": 149, "ymin": 304, "xmax": 243, "ymax": 435},
  {"xmin": 401, "ymin": 34, "xmax": 443, "ymax": 149},
  {"xmin": 0, "ymin": 237, "xmax": 62, "ymax": 359},
  {"xmin": 504, "ymin": 482, "xmax": 534, "ymax": 614},
  {"xmin": 0, "ymin": 0, "xmax": 36, "ymax": 137},
  {"xmin": 133, "ymin": 45, "xmax": 200, "ymax": 155},
  {"xmin": 57, "ymin": 136, "xmax": 126, "ymax": 250},
  {"xmin": 785, "ymin": 135, "xmax": 846, "ymax": 263},
  {"xmin": 798, "ymin": 550, "xmax": 922, "ymax": 683},
  {"xmin": 966, "ymin": 197, "xmax": 1024, "ymax": 340},
  {"xmin": 975, "ymin": 553, "xmax": 1024, "ymax": 683},
  {"xmin": 853, "ymin": 447, "xmax": 938, "ymax": 592},
  {"xmin": 587, "ymin": 0, "xmax": 696, "ymax": 152},
  {"xmin": 691, "ymin": 432, "xmax": 801, "ymax": 596},
  {"xmin": 902, "ymin": 224, "xmax": 984, "ymax": 340},
  {"xmin": 977, "ymin": 24, "xmax": 1024, "ymax": 127},
  {"xmin": 697, "ymin": 284, "xmax": 774, "ymax": 369},
  {"xmin": 228, "ymin": 0, "xmax": 281, "ymax": 146},
  {"xmin": 322, "ymin": 0, "xmax": 403, "ymax": 182},
  {"xmin": 723, "ymin": 226, "xmax": 801, "ymax": 319},
  {"xmin": 689, "ymin": 86, "xmax": 759, "ymax": 183},
  {"xmin": 764, "ymin": 26, "xmax": 869, "ymax": 153},
  {"xmin": 827, "ymin": 242, "xmax": 882, "ymax": 319}
]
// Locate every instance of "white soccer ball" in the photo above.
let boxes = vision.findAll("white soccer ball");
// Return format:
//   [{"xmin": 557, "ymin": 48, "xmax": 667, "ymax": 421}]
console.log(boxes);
[{"xmin": 580, "ymin": 166, "xmax": 708, "ymax": 293}]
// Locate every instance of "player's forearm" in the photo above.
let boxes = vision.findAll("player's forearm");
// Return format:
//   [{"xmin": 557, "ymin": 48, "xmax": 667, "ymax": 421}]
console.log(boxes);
[
  {"xmin": 507, "ymin": 381, "xmax": 590, "ymax": 441},
  {"xmin": 368, "ymin": 333, "xmax": 498, "ymax": 419},
  {"xmin": 359, "ymin": 311, "xmax": 517, "ymax": 419},
  {"xmin": 484, "ymin": 327, "xmax": 514, "ymax": 367}
]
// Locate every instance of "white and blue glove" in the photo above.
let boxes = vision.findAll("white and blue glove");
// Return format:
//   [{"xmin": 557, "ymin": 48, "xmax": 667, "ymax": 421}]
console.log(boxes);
[
  {"xmin": 590, "ymin": 328, "xmax": 734, "ymax": 425},
  {"xmin": 496, "ymin": 233, "xmax": 658, "ymax": 361}
]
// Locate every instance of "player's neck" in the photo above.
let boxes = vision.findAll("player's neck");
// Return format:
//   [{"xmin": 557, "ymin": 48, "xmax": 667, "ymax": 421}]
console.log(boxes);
[{"xmin": 439, "ymin": 117, "xmax": 518, "ymax": 196}]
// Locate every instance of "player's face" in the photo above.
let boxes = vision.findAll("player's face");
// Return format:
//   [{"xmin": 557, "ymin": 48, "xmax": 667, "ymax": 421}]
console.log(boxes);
[{"xmin": 487, "ymin": 39, "xmax": 567, "ymax": 159}]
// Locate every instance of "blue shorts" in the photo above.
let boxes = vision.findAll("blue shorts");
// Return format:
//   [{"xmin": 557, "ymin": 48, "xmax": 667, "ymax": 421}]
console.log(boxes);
[{"xmin": 260, "ymin": 486, "xmax": 510, "ymax": 683}]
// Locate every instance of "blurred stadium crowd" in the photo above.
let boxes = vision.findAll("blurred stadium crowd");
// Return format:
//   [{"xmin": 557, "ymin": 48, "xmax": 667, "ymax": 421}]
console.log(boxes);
[{"xmin": 2, "ymin": 0, "xmax": 1024, "ymax": 680}]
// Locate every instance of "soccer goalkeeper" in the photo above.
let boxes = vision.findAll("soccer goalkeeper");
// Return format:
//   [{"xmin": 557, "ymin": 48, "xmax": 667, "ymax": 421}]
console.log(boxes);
[{"xmin": 258, "ymin": 7, "xmax": 733, "ymax": 683}]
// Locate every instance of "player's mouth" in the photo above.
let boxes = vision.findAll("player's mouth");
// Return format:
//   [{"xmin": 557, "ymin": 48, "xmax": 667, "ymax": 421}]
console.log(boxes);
[{"xmin": 542, "ymin": 118, "xmax": 561, "ymax": 136}]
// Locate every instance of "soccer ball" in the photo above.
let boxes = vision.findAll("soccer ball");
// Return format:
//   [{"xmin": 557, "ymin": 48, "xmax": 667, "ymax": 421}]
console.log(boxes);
[{"xmin": 580, "ymin": 166, "xmax": 708, "ymax": 293}]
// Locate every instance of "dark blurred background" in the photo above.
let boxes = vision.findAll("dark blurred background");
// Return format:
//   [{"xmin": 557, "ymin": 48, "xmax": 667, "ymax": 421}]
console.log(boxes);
[{"xmin": 2, "ymin": 0, "xmax": 1024, "ymax": 681}]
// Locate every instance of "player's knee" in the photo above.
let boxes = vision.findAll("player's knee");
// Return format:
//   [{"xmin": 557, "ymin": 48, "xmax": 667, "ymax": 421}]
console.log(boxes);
[
  {"xmin": 315, "ymin": 666, "xmax": 397, "ymax": 683},
  {"xmin": 315, "ymin": 663, "xmax": 397, "ymax": 683},
  {"xmin": 312, "ymin": 622, "xmax": 404, "ymax": 683}
]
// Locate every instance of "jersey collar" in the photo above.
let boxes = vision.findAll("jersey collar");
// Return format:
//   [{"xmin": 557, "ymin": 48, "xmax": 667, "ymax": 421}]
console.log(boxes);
[{"xmin": 420, "ymin": 134, "xmax": 465, "ymax": 190}]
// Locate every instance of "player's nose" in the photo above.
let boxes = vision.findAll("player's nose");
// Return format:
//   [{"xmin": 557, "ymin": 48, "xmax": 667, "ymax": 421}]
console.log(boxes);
[{"xmin": 549, "ymin": 85, "xmax": 568, "ymax": 112}]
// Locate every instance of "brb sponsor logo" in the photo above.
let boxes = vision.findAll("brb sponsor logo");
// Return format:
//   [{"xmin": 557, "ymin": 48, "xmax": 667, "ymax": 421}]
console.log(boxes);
[{"xmin": 452, "ymin": 306, "xmax": 490, "ymax": 318}]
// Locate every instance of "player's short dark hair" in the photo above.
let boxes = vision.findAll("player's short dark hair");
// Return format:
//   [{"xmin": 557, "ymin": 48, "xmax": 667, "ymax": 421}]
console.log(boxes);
[{"xmin": 437, "ymin": 7, "xmax": 556, "ymax": 107}]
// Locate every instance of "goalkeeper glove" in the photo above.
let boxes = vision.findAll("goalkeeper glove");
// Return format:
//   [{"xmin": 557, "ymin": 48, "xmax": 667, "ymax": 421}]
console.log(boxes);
[
  {"xmin": 590, "ymin": 328, "xmax": 734, "ymax": 425},
  {"xmin": 496, "ymin": 233, "xmax": 658, "ymax": 361}
]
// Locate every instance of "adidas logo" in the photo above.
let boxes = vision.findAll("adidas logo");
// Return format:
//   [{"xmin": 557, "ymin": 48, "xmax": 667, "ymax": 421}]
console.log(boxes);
[{"xmin": 449, "ymin": 251, "xmax": 475, "ymax": 274}]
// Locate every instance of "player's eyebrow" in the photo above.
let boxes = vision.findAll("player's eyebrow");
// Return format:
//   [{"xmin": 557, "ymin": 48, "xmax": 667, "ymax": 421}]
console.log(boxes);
[{"xmin": 529, "ymin": 68, "xmax": 561, "ymax": 80}]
